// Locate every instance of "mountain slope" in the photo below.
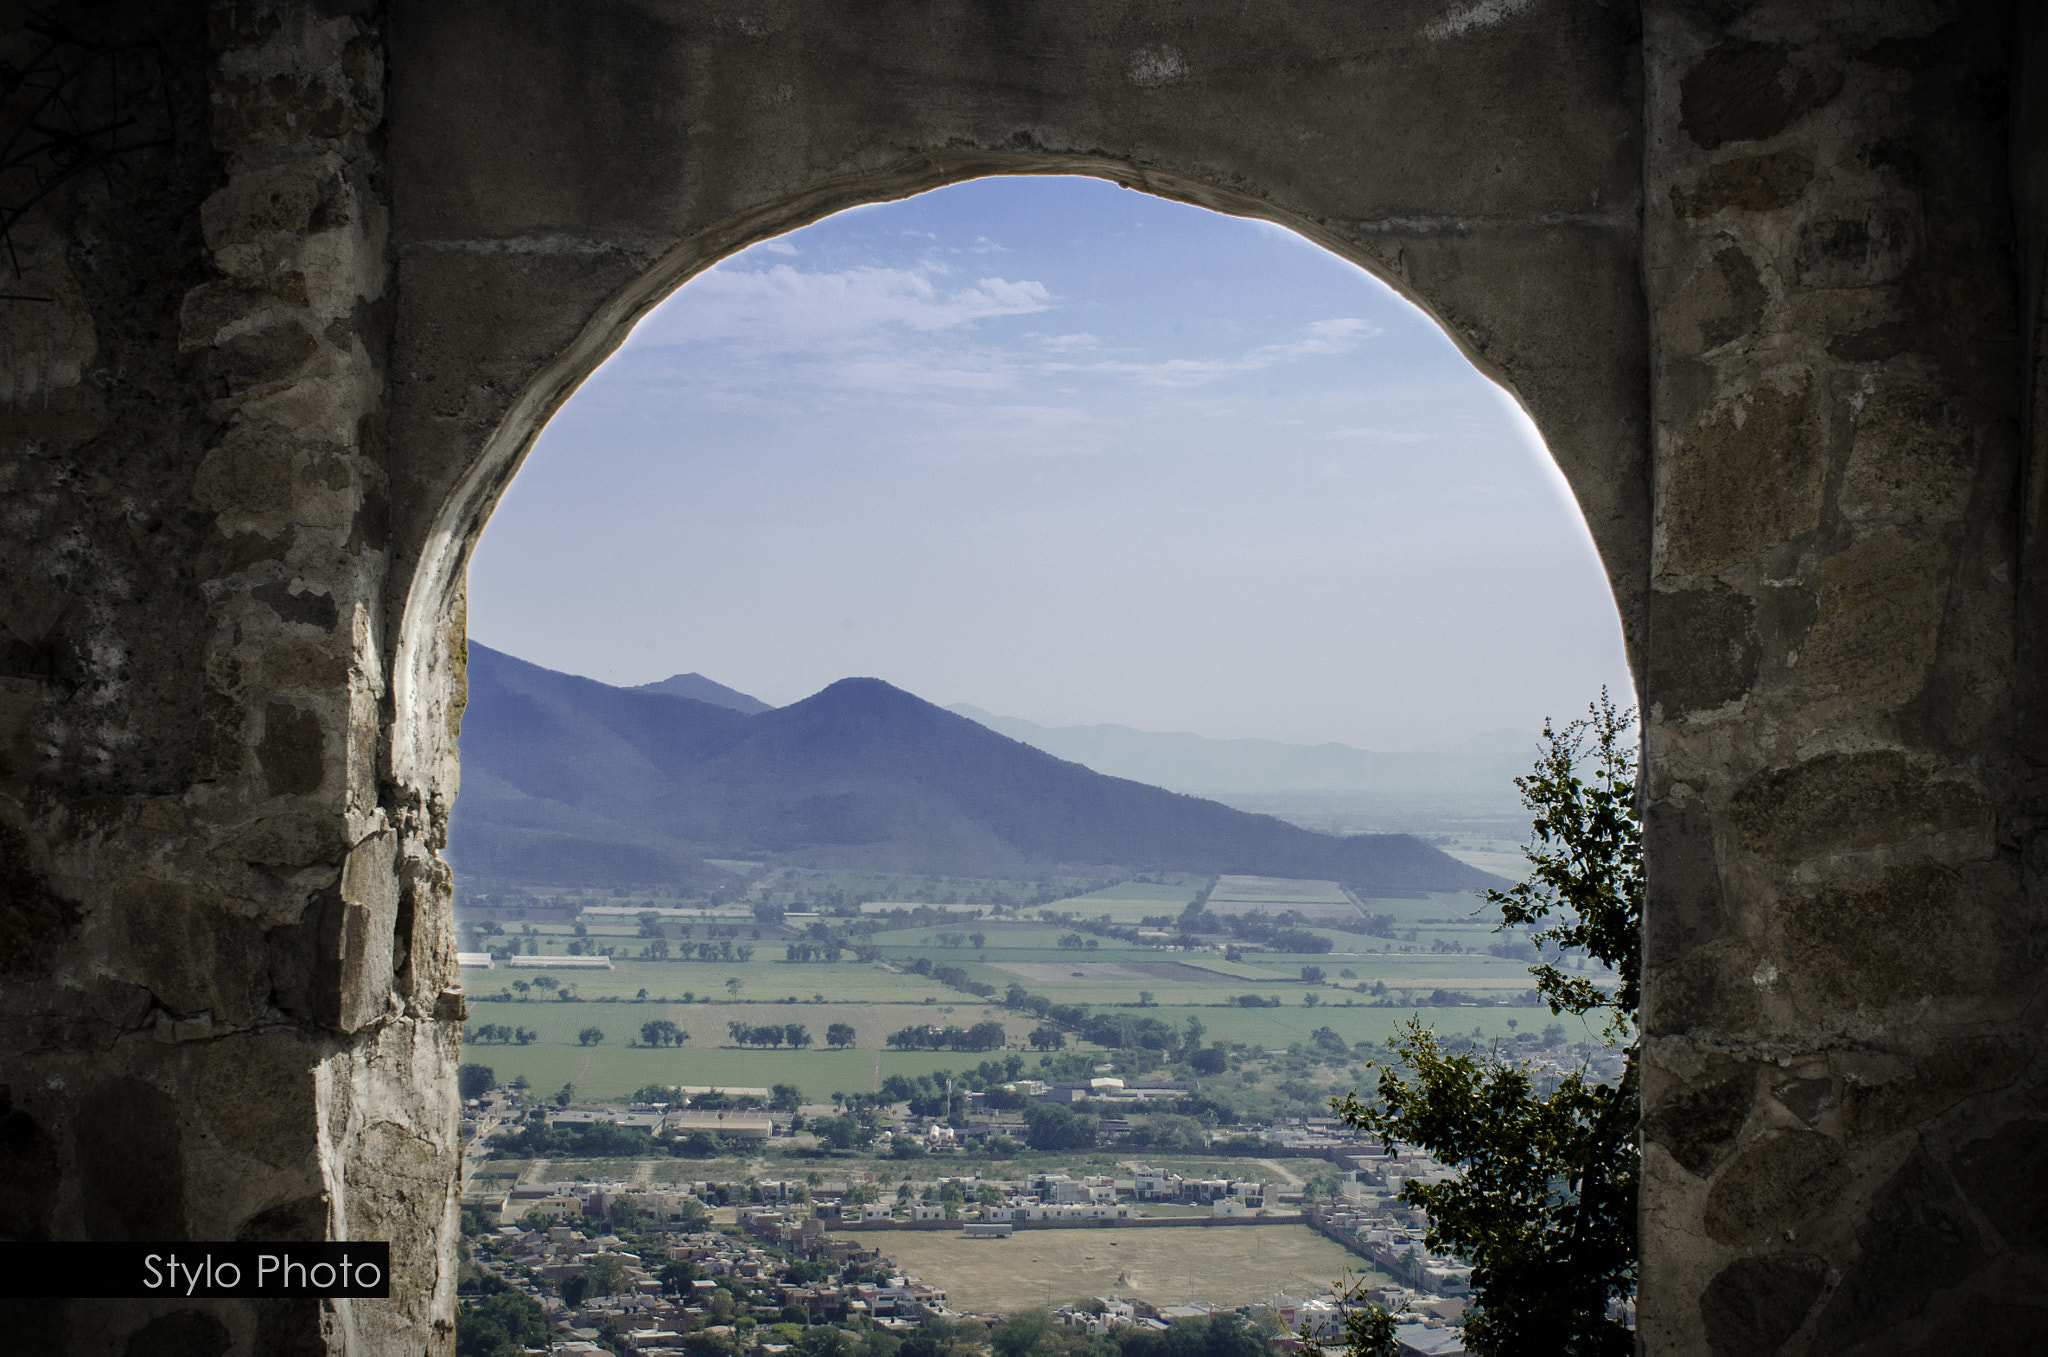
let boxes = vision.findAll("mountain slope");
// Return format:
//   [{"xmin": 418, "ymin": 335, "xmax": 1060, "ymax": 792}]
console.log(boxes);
[
  {"xmin": 946, "ymin": 704, "xmax": 1534, "ymax": 799},
  {"xmin": 448, "ymin": 644, "xmax": 1502, "ymax": 892},
  {"xmin": 633, "ymin": 671, "xmax": 774, "ymax": 715}
]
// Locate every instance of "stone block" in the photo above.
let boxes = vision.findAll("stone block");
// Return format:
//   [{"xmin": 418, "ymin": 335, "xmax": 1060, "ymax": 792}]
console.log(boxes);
[
  {"xmin": 1646, "ymin": 585, "xmax": 1758, "ymax": 717},
  {"xmin": 1662, "ymin": 375, "xmax": 1825, "ymax": 576},
  {"xmin": 1643, "ymin": 1059, "xmax": 1755, "ymax": 1179},
  {"xmin": 1659, "ymin": 245, "xmax": 1770, "ymax": 354},
  {"xmin": 335, "ymin": 831, "xmax": 399, "ymax": 1033},
  {"xmin": 1670, "ymin": 150, "xmax": 1814, "ymax": 218},
  {"xmin": 1643, "ymin": 795, "xmax": 1728, "ymax": 964},
  {"xmin": 1839, "ymin": 389, "xmax": 1974, "ymax": 526},
  {"xmin": 1798, "ymin": 531, "xmax": 1949, "ymax": 706},
  {"xmin": 1703, "ymin": 1129, "xmax": 1851, "ymax": 1245},
  {"xmin": 1680, "ymin": 42, "xmax": 1842, "ymax": 150},
  {"xmin": 111, "ymin": 877, "xmax": 268, "ymax": 1028},
  {"xmin": 1778, "ymin": 861, "xmax": 1983, "ymax": 1011},
  {"xmin": 1728, "ymin": 750, "xmax": 1985, "ymax": 862},
  {"xmin": 1700, "ymin": 1253, "xmax": 1828, "ymax": 1356},
  {"xmin": 1837, "ymin": 1038, "xmax": 2026, "ymax": 1145},
  {"xmin": 1809, "ymin": 1146, "xmax": 1987, "ymax": 1351},
  {"xmin": 1645, "ymin": 940, "xmax": 1761, "ymax": 1036},
  {"xmin": 260, "ymin": 702, "xmax": 328, "ymax": 798}
]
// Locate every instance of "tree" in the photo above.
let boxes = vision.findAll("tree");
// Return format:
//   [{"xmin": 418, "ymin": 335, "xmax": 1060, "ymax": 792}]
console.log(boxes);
[
  {"xmin": 457, "ymin": 1287, "xmax": 549, "ymax": 1355},
  {"xmin": 771, "ymin": 1083, "xmax": 804, "ymax": 1112},
  {"xmin": 578, "ymin": 1027, "xmax": 605, "ymax": 1046},
  {"xmin": 458, "ymin": 1063, "xmax": 496, "ymax": 1100},
  {"xmin": 826, "ymin": 1022, "xmax": 856, "ymax": 1048},
  {"xmin": 642, "ymin": 1019, "xmax": 686, "ymax": 1047},
  {"xmin": 584, "ymin": 1253, "xmax": 629, "ymax": 1298},
  {"xmin": 785, "ymin": 1023, "xmax": 812, "ymax": 1048},
  {"xmin": 1028, "ymin": 1024, "xmax": 1065, "ymax": 1051},
  {"xmin": 1021, "ymin": 1102, "xmax": 1095, "ymax": 1152},
  {"xmin": 1334, "ymin": 695, "xmax": 1639, "ymax": 1356},
  {"xmin": 1300, "ymin": 966, "xmax": 1326, "ymax": 985}
]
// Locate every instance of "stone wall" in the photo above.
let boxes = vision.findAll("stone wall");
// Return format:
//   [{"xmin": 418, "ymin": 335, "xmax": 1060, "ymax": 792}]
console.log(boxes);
[
  {"xmin": 1637, "ymin": 5, "xmax": 2045, "ymax": 1352},
  {"xmin": 1, "ymin": 2, "xmax": 2041, "ymax": 1353},
  {"xmin": 0, "ymin": 3, "xmax": 456, "ymax": 1352}
]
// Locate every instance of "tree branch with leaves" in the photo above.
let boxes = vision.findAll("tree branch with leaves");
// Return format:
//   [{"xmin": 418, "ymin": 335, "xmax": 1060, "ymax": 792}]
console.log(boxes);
[{"xmin": 1331, "ymin": 693, "xmax": 1640, "ymax": 1356}]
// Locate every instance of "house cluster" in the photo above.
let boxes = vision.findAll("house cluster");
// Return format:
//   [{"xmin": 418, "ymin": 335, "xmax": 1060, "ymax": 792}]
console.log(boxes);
[
  {"xmin": 1040, "ymin": 1288, "xmax": 1474, "ymax": 1357},
  {"xmin": 544, "ymin": 1099, "xmax": 782, "ymax": 1143},
  {"xmin": 469, "ymin": 1207, "xmax": 962, "ymax": 1355},
  {"xmin": 1131, "ymin": 1165, "xmax": 1273, "ymax": 1216},
  {"xmin": 1304, "ymin": 1149, "xmax": 1475, "ymax": 1301}
]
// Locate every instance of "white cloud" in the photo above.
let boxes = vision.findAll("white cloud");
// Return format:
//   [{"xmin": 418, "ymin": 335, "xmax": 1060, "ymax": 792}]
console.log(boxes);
[
  {"xmin": 1325, "ymin": 426, "xmax": 1430, "ymax": 444},
  {"xmin": 629, "ymin": 263, "xmax": 1054, "ymax": 352},
  {"xmin": 760, "ymin": 240, "xmax": 799, "ymax": 256},
  {"xmin": 1043, "ymin": 333, "xmax": 1100, "ymax": 349},
  {"xmin": 1042, "ymin": 317, "xmax": 1380, "ymax": 386}
]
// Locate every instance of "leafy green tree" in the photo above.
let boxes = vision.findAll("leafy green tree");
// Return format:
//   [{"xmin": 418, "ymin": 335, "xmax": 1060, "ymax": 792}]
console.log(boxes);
[
  {"xmin": 456, "ymin": 1287, "xmax": 549, "ymax": 1355},
  {"xmin": 826, "ymin": 1022, "xmax": 857, "ymax": 1048},
  {"xmin": 578, "ymin": 1026, "xmax": 605, "ymax": 1046},
  {"xmin": 458, "ymin": 1063, "xmax": 496, "ymax": 1100},
  {"xmin": 584, "ymin": 1253, "xmax": 629, "ymax": 1298},
  {"xmin": 1334, "ymin": 695, "xmax": 1639, "ymax": 1356},
  {"xmin": 1020, "ymin": 1102, "xmax": 1095, "ymax": 1151}
]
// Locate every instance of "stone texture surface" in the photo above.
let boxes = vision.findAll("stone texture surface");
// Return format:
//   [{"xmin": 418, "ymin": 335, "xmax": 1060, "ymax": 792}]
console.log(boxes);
[{"xmin": 4, "ymin": 2, "xmax": 2046, "ymax": 1354}]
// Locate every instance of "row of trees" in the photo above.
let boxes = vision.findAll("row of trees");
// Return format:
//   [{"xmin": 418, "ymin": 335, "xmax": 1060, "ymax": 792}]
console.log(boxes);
[
  {"xmin": 465, "ymin": 1024, "xmax": 536, "ymax": 1044},
  {"xmin": 883, "ymin": 1020, "xmax": 1006, "ymax": 1052},
  {"xmin": 728, "ymin": 1021, "xmax": 815, "ymax": 1048}
]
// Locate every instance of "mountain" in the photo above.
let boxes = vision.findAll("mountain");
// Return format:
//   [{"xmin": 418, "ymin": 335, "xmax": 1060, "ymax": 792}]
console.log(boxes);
[
  {"xmin": 632, "ymin": 671, "xmax": 774, "ymax": 715},
  {"xmin": 945, "ymin": 705, "xmax": 1535, "ymax": 801},
  {"xmin": 447, "ymin": 643, "xmax": 1503, "ymax": 893}
]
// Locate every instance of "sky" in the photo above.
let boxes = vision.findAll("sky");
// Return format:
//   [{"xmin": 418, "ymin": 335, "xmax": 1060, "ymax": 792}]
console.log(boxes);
[{"xmin": 466, "ymin": 176, "xmax": 1632, "ymax": 750}]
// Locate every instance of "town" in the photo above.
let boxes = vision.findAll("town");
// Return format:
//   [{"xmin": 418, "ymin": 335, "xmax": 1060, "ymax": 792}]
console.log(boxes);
[{"xmin": 458, "ymin": 1080, "xmax": 1496, "ymax": 1357}]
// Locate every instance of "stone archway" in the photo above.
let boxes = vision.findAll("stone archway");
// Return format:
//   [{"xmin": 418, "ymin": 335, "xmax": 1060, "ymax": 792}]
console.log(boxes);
[{"xmin": 5, "ymin": 3, "xmax": 2042, "ymax": 1354}]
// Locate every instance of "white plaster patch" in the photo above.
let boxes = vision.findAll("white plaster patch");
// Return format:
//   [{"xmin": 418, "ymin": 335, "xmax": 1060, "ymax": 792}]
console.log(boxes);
[
  {"xmin": 1128, "ymin": 45, "xmax": 1188, "ymax": 88},
  {"xmin": 1424, "ymin": 0, "xmax": 1538, "ymax": 41}
]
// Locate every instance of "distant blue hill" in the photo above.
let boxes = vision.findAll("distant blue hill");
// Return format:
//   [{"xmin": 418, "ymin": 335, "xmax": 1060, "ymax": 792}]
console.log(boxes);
[
  {"xmin": 632, "ymin": 671, "xmax": 773, "ymax": 715},
  {"xmin": 447, "ymin": 642, "xmax": 1506, "ymax": 893},
  {"xmin": 945, "ymin": 705, "xmax": 1535, "ymax": 800}
]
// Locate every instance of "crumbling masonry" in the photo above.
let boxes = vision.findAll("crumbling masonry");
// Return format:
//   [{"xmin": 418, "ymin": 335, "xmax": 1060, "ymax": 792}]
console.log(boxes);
[{"xmin": 3, "ymin": 3, "xmax": 2045, "ymax": 1353}]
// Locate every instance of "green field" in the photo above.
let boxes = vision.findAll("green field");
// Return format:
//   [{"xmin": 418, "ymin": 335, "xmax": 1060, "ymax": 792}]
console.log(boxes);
[
  {"xmin": 857, "ymin": 1224, "xmax": 1378, "ymax": 1312},
  {"xmin": 457, "ymin": 872, "xmax": 1616, "ymax": 1105}
]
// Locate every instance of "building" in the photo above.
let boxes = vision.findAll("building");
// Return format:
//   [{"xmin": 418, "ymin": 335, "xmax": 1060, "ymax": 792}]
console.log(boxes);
[
  {"xmin": 665, "ymin": 1110, "xmax": 776, "ymax": 1142},
  {"xmin": 507, "ymin": 954, "xmax": 615, "ymax": 970}
]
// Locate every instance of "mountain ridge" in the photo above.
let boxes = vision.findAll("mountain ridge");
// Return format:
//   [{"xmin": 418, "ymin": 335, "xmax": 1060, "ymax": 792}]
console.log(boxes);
[
  {"xmin": 633, "ymin": 671, "xmax": 774, "ymax": 715},
  {"xmin": 449, "ymin": 643, "xmax": 1503, "ymax": 893}
]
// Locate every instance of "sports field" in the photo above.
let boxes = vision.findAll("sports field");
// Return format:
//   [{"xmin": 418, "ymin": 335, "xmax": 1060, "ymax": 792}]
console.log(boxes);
[{"xmin": 858, "ymin": 1223, "xmax": 1381, "ymax": 1312}]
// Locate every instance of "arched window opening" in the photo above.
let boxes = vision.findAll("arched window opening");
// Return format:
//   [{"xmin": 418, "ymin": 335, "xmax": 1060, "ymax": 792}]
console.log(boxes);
[{"xmin": 444, "ymin": 177, "xmax": 1631, "ymax": 1315}]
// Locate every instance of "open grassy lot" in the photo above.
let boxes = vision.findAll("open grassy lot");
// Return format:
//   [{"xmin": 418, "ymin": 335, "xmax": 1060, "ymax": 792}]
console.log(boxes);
[
  {"xmin": 463, "ymin": 999, "xmax": 1024, "ymax": 1100},
  {"xmin": 1040, "ymin": 880, "xmax": 1202, "ymax": 921},
  {"xmin": 466, "ymin": 958, "xmax": 958, "ymax": 1004},
  {"xmin": 856, "ymin": 1224, "xmax": 1378, "ymax": 1312}
]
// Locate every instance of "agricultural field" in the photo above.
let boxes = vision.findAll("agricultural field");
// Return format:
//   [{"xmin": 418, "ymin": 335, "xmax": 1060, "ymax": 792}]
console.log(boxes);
[
  {"xmin": 465, "ymin": 956, "xmax": 960, "ymax": 1005},
  {"xmin": 455, "ymin": 873, "xmax": 1618, "ymax": 1104},
  {"xmin": 461, "ymin": 998, "xmax": 1025, "ymax": 1101},
  {"xmin": 859, "ymin": 1224, "xmax": 1379, "ymax": 1312}
]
